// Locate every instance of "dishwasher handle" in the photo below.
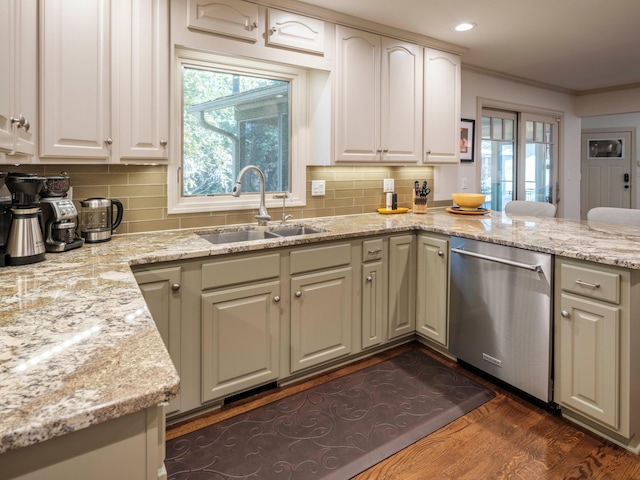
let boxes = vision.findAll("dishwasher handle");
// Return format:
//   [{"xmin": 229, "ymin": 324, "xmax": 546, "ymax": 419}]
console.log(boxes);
[{"xmin": 451, "ymin": 247, "xmax": 543, "ymax": 272}]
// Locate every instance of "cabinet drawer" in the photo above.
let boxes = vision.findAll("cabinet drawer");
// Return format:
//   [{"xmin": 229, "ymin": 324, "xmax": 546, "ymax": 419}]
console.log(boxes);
[
  {"xmin": 560, "ymin": 262, "xmax": 620, "ymax": 304},
  {"xmin": 290, "ymin": 243, "xmax": 351, "ymax": 274},
  {"xmin": 362, "ymin": 238, "xmax": 384, "ymax": 262},
  {"xmin": 202, "ymin": 253, "xmax": 280, "ymax": 290}
]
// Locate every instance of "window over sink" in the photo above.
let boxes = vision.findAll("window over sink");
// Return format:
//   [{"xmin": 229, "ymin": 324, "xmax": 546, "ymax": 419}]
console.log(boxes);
[{"xmin": 168, "ymin": 49, "xmax": 308, "ymax": 214}]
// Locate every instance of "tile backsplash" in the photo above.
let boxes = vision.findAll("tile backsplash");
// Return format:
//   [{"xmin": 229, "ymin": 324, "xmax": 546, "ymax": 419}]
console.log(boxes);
[{"xmin": 11, "ymin": 164, "xmax": 445, "ymax": 234}]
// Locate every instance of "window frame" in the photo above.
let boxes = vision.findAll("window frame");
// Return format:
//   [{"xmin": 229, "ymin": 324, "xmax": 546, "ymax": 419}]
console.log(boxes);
[{"xmin": 168, "ymin": 48, "xmax": 308, "ymax": 215}]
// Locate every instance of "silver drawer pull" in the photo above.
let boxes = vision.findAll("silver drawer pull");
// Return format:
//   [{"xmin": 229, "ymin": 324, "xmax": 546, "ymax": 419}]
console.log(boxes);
[
  {"xmin": 451, "ymin": 247, "xmax": 542, "ymax": 272},
  {"xmin": 367, "ymin": 248, "xmax": 382, "ymax": 255},
  {"xmin": 574, "ymin": 279, "xmax": 600, "ymax": 289}
]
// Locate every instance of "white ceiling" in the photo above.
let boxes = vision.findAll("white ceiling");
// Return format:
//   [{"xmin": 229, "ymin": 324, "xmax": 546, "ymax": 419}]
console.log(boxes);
[{"xmin": 296, "ymin": 0, "xmax": 640, "ymax": 93}]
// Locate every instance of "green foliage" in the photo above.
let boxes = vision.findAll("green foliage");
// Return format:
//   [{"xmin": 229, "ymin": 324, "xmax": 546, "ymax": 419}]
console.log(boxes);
[{"xmin": 182, "ymin": 66, "xmax": 290, "ymax": 196}]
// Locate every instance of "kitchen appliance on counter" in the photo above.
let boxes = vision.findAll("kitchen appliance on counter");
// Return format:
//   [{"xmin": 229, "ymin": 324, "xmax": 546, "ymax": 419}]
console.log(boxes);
[
  {"xmin": 449, "ymin": 237, "xmax": 554, "ymax": 406},
  {"xmin": 41, "ymin": 198, "xmax": 84, "ymax": 252},
  {"xmin": 39, "ymin": 172, "xmax": 84, "ymax": 252},
  {"xmin": 0, "ymin": 173, "xmax": 13, "ymax": 266},
  {"xmin": 4, "ymin": 173, "xmax": 47, "ymax": 266},
  {"xmin": 79, "ymin": 198, "xmax": 124, "ymax": 243}
]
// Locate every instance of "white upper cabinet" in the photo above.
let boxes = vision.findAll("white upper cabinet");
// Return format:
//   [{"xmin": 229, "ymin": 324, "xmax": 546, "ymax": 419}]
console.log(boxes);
[
  {"xmin": 39, "ymin": 0, "xmax": 169, "ymax": 162},
  {"xmin": 39, "ymin": 0, "xmax": 112, "ymax": 159},
  {"xmin": 266, "ymin": 9, "xmax": 325, "ymax": 55},
  {"xmin": 0, "ymin": 0, "xmax": 37, "ymax": 161},
  {"xmin": 423, "ymin": 48, "xmax": 461, "ymax": 164},
  {"xmin": 115, "ymin": 0, "xmax": 169, "ymax": 160},
  {"xmin": 187, "ymin": 0, "xmax": 260, "ymax": 42},
  {"xmin": 335, "ymin": 25, "xmax": 423, "ymax": 164}
]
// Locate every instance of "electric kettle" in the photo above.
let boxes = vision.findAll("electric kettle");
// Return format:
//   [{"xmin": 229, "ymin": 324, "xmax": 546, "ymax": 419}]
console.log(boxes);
[{"xmin": 79, "ymin": 198, "xmax": 123, "ymax": 243}]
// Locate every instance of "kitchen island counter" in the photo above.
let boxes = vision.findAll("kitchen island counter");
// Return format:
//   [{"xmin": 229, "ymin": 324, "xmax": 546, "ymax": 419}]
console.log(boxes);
[{"xmin": 1, "ymin": 208, "xmax": 639, "ymax": 456}]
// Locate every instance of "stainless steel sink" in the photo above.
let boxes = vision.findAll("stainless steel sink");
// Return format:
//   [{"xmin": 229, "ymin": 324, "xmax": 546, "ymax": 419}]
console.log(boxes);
[
  {"xmin": 269, "ymin": 226, "xmax": 325, "ymax": 237},
  {"xmin": 200, "ymin": 225, "xmax": 326, "ymax": 245},
  {"xmin": 200, "ymin": 230, "xmax": 280, "ymax": 244}
]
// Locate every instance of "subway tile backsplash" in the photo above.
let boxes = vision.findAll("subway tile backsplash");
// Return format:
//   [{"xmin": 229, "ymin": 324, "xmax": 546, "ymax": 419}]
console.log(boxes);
[{"xmin": 13, "ymin": 164, "xmax": 445, "ymax": 234}]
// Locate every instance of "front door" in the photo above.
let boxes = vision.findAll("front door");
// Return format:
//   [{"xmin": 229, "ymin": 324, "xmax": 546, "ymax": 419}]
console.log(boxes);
[{"xmin": 580, "ymin": 130, "xmax": 632, "ymax": 219}]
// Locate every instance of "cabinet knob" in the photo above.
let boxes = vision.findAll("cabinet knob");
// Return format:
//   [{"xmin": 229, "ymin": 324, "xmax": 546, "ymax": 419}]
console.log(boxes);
[
  {"xmin": 274, "ymin": 295, "xmax": 281, "ymax": 302},
  {"xmin": 438, "ymin": 250, "xmax": 444, "ymax": 257},
  {"xmin": 366, "ymin": 275, "xmax": 373, "ymax": 282},
  {"xmin": 271, "ymin": 26, "xmax": 278, "ymax": 33},
  {"xmin": 171, "ymin": 283, "xmax": 181, "ymax": 291},
  {"xmin": 10, "ymin": 114, "xmax": 30, "ymax": 132},
  {"xmin": 376, "ymin": 148, "xmax": 382, "ymax": 153},
  {"xmin": 295, "ymin": 291, "xmax": 302, "ymax": 298},
  {"xmin": 382, "ymin": 148, "xmax": 389, "ymax": 153},
  {"xmin": 160, "ymin": 139, "xmax": 168, "ymax": 147},
  {"xmin": 105, "ymin": 137, "xmax": 113, "ymax": 145},
  {"xmin": 561, "ymin": 310, "xmax": 570, "ymax": 318}
]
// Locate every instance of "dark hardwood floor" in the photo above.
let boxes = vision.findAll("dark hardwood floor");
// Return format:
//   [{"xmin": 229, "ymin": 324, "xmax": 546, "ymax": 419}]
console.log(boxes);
[{"xmin": 166, "ymin": 343, "xmax": 640, "ymax": 479}]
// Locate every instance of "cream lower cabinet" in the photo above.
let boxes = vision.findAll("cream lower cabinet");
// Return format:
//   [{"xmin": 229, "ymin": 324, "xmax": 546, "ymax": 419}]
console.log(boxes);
[
  {"xmin": 361, "ymin": 238, "xmax": 385, "ymax": 350},
  {"xmin": 554, "ymin": 257, "xmax": 640, "ymax": 452},
  {"xmin": 416, "ymin": 233, "xmax": 449, "ymax": 346},
  {"xmin": 388, "ymin": 234, "xmax": 416, "ymax": 340},
  {"xmin": 289, "ymin": 243, "xmax": 353, "ymax": 373},
  {"xmin": 134, "ymin": 266, "xmax": 182, "ymax": 416},
  {"xmin": 200, "ymin": 253, "xmax": 281, "ymax": 403},
  {"xmin": 0, "ymin": 406, "xmax": 167, "ymax": 480}
]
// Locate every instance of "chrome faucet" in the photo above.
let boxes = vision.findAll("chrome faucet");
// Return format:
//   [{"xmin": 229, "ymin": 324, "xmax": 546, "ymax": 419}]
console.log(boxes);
[
  {"xmin": 274, "ymin": 192, "xmax": 293, "ymax": 224},
  {"xmin": 232, "ymin": 165, "xmax": 271, "ymax": 226}
]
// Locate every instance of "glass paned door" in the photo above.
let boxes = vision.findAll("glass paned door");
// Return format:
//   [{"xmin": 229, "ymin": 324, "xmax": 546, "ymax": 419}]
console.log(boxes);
[
  {"xmin": 522, "ymin": 114, "xmax": 555, "ymax": 203},
  {"xmin": 480, "ymin": 111, "xmax": 516, "ymax": 211},
  {"xmin": 480, "ymin": 109, "xmax": 558, "ymax": 211}
]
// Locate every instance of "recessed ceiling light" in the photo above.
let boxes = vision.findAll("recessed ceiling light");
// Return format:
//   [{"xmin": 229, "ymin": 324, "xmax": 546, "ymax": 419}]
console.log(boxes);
[{"xmin": 454, "ymin": 22, "xmax": 476, "ymax": 32}]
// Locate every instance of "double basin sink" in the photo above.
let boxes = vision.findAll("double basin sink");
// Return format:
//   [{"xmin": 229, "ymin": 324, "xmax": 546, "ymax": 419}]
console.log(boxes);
[{"xmin": 200, "ymin": 225, "xmax": 325, "ymax": 244}]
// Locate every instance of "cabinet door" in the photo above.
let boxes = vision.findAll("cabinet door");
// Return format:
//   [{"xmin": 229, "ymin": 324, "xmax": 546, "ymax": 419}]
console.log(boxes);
[
  {"xmin": 135, "ymin": 266, "xmax": 182, "ymax": 416},
  {"xmin": 416, "ymin": 234, "xmax": 449, "ymax": 345},
  {"xmin": 201, "ymin": 281, "xmax": 281, "ymax": 403},
  {"xmin": 380, "ymin": 38, "xmax": 423, "ymax": 163},
  {"xmin": 290, "ymin": 267, "xmax": 352, "ymax": 372},
  {"xmin": 388, "ymin": 235, "xmax": 416, "ymax": 339},
  {"xmin": 40, "ymin": 0, "xmax": 111, "ymax": 159},
  {"xmin": 267, "ymin": 9, "xmax": 325, "ymax": 54},
  {"xmin": 423, "ymin": 48, "xmax": 461, "ymax": 164},
  {"xmin": 362, "ymin": 260, "xmax": 384, "ymax": 349},
  {"xmin": 558, "ymin": 293, "xmax": 620, "ymax": 430},
  {"xmin": 334, "ymin": 25, "xmax": 380, "ymax": 162},
  {"xmin": 187, "ymin": 0, "xmax": 259, "ymax": 42},
  {"xmin": 115, "ymin": 0, "xmax": 169, "ymax": 160},
  {"xmin": 0, "ymin": 0, "xmax": 36, "ymax": 158}
]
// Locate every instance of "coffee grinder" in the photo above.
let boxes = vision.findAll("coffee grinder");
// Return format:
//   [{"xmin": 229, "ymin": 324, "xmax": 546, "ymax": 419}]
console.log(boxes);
[
  {"xmin": 4, "ymin": 173, "xmax": 47, "ymax": 266},
  {"xmin": 39, "ymin": 173, "xmax": 84, "ymax": 252}
]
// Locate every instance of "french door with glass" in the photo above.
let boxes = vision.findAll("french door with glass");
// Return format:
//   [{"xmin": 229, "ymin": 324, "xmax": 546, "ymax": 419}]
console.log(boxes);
[{"xmin": 480, "ymin": 108, "xmax": 558, "ymax": 212}]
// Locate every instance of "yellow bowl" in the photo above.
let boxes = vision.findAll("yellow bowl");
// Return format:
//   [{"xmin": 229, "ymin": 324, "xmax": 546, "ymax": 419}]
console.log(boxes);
[{"xmin": 452, "ymin": 193, "xmax": 486, "ymax": 211}]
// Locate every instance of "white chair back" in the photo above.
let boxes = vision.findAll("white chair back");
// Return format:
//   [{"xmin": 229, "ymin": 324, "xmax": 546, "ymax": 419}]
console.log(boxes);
[
  {"xmin": 587, "ymin": 207, "xmax": 640, "ymax": 226},
  {"xmin": 504, "ymin": 200, "xmax": 556, "ymax": 217}
]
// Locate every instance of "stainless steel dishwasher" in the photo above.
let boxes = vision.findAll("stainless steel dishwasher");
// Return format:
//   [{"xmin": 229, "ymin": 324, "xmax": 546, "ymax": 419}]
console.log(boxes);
[{"xmin": 449, "ymin": 237, "xmax": 554, "ymax": 403}]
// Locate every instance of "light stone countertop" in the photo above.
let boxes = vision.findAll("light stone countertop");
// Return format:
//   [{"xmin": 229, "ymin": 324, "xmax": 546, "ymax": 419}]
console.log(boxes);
[{"xmin": 1, "ymin": 208, "xmax": 639, "ymax": 455}]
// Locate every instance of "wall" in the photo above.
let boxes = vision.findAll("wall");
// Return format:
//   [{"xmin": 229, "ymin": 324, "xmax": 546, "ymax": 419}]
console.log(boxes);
[
  {"xmin": 436, "ymin": 69, "xmax": 582, "ymax": 219},
  {"xmin": 14, "ymin": 165, "xmax": 439, "ymax": 234}
]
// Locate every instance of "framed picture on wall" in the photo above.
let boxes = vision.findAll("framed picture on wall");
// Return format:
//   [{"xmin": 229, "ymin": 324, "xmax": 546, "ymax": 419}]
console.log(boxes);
[{"xmin": 460, "ymin": 118, "xmax": 475, "ymax": 162}]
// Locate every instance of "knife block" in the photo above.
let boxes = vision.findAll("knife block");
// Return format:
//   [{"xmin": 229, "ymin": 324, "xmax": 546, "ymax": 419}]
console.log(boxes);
[{"xmin": 413, "ymin": 198, "xmax": 427, "ymax": 214}]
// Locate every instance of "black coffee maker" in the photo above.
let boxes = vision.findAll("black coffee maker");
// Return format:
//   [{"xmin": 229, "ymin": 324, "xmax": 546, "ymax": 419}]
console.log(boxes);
[
  {"xmin": 0, "ymin": 173, "xmax": 13, "ymax": 267},
  {"xmin": 4, "ymin": 173, "xmax": 47, "ymax": 266}
]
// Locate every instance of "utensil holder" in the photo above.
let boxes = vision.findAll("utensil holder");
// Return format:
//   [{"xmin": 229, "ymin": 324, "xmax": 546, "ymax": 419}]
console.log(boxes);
[{"xmin": 413, "ymin": 198, "xmax": 427, "ymax": 214}]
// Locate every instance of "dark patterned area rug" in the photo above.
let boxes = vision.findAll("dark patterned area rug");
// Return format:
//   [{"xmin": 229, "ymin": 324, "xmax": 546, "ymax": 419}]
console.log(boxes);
[{"xmin": 165, "ymin": 349, "xmax": 495, "ymax": 480}]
